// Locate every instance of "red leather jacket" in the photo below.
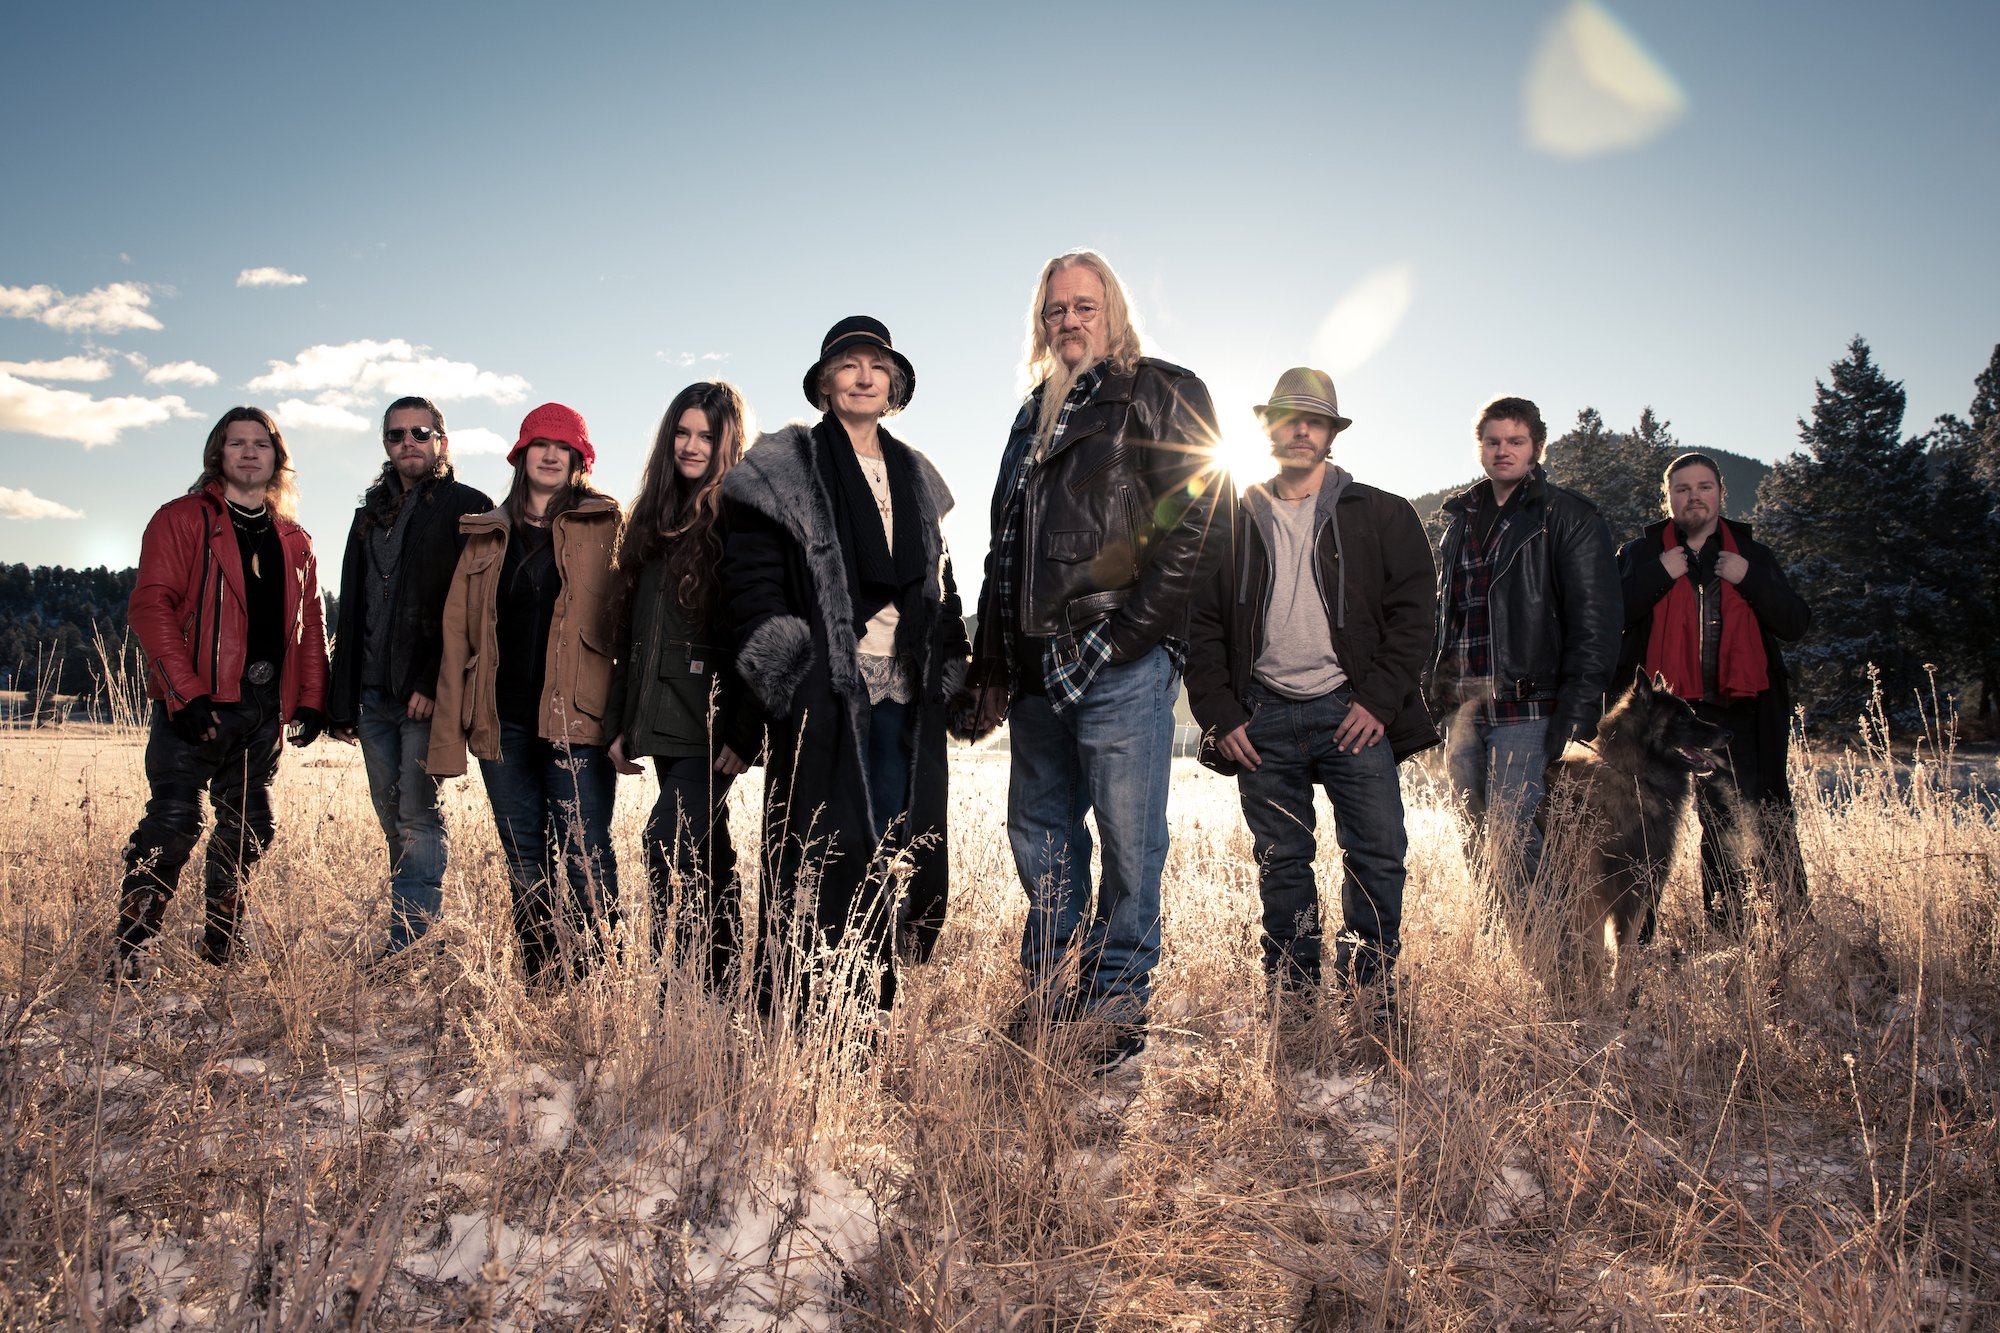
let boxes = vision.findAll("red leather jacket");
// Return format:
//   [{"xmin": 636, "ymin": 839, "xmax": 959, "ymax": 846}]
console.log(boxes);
[{"xmin": 130, "ymin": 483, "xmax": 329, "ymax": 722}]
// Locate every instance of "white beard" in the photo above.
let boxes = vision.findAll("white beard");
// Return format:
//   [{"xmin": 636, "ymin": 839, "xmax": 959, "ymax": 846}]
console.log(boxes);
[{"xmin": 1035, "ymin": 356, "xmax": 1090, "ymax": 453}]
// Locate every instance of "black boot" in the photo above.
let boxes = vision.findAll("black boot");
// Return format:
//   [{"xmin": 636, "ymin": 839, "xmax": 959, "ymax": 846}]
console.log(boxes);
[
  {"xmin": 110, "ymin": 883, "xmax": 169, "ymax": 980},
  {"xmin": 200, "ymin": 877, "xmax": 241, "ymax": 966}
]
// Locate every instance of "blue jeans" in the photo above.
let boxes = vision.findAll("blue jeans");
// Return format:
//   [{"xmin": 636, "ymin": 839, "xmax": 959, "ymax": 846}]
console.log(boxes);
[
  {"xmin": 1444, "ymin": 711, "xmax": 1551, "ymax": 885},
  {"xmin": 355, "ymin": 686, "xmax": 449, "ymax": 952},
  {"xmin": 1237, "ymin": 683, "xmax": 1408, "ymax": 990},
  {"xmin": 865, "ymin": 698, "xmax": 911, "ymax": 845},
  {"xmin": 478, "ymin": 722, "xmax": 620, "ymax": 981},
  {"xmin": 1007, "ymin": 644, "xmax": 1176, "ymax": 1025}
]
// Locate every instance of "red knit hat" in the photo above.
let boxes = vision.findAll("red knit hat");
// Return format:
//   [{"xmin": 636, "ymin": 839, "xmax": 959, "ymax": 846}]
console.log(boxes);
[{"xmin": 508, "ymin": 402, "xmax": 596, "ymax": 470}]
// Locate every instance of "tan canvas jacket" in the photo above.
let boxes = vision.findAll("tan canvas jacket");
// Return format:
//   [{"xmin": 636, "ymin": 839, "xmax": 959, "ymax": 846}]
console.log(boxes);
[{"xmin": 425, "ymin": 494, "xmax": 621, "ymax": 776}]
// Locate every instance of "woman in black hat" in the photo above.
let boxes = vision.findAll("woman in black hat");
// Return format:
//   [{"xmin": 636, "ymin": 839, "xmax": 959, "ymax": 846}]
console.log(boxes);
[{"xmin": 720, "ymin": 317, "xmax": 972, "ymax": 1024}]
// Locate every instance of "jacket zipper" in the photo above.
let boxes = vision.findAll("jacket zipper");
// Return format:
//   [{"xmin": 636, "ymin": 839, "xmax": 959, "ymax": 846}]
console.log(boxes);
[
  {"xmin": 209, "ymin": 523, "xmax": 224, "ymax": 695},
  {"xmin": 186, "ymin": 533, "xmax": 214, "ymax": 703}
]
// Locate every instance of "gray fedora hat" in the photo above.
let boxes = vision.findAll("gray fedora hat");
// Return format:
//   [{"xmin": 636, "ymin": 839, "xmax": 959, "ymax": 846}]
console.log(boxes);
[{"xmin": 1254, "ymin": 366, "xmax": 1352, "ymax": 431}]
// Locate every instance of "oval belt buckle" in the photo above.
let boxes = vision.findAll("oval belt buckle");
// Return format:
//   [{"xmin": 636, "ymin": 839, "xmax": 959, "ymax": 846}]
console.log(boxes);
[{"xmin": 246, "ymin": 660, "xmax": 276, "ymax": 686}]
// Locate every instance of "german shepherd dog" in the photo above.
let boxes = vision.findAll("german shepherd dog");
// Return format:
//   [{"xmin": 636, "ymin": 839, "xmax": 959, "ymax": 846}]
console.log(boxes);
[{"xmin": 1536, "ymin": 670, "xmax": 1733, "ymax": 994}]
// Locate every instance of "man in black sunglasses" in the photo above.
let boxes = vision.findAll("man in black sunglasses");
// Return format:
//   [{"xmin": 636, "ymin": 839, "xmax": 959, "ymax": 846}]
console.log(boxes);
[{"xmin": 327, "ymin": 396, "xmax": 492, "ymax": 969}]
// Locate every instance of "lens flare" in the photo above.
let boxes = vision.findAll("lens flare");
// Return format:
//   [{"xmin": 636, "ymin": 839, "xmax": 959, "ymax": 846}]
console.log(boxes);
[
  {"xmin": 1525, "ymin": 0, "xmax": 1687, "ymax": 159},
  {"xmin": 1216, "ymin": 432, "xmax": 1278, "ymax": 487},
  {"xmin": 1311, "ymin": 263, "xmax": 1414, "ymax": 378}
]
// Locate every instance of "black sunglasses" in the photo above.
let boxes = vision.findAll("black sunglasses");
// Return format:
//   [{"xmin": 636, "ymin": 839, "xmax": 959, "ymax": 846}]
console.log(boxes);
[{"xmin": 383, "ymin": 426, "xmax": 441, "ymax": 444}]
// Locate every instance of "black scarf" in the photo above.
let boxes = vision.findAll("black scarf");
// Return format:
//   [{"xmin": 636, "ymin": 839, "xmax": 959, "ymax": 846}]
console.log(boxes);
[{"xmin": 812, "ymin": 415, "xmax": 924, "ymax": 638}]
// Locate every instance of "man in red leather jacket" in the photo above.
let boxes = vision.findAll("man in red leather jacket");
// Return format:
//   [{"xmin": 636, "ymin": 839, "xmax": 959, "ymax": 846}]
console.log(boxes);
[{"xmin": 113, "ymin": 407, "xmax": 329, "ymax": 978}]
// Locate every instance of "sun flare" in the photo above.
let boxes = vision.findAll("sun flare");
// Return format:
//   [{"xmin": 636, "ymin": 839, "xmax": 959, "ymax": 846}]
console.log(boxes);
[{"xmin": 1216, "ymin": 432, "xmax": 1276, "ymax": 489}]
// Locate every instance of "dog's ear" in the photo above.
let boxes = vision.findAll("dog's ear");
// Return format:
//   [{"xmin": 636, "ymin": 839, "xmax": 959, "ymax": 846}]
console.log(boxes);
[{"xmin": 1631, "ymin": 666, "xmax": 1653, "ymax": 700}]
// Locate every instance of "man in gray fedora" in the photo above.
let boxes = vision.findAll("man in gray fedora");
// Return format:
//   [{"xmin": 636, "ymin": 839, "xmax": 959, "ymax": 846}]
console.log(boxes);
[{"xmin": 1186, "ymin": 368, "xmax": 1438, "ymax": 1039}]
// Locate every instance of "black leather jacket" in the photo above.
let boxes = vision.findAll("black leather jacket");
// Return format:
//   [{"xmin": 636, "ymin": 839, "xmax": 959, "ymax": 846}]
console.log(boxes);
[
  {"xmin": 327, "ymin": 468, "xmax": 492, "ymax": 726},
  {"xmin": 974, "ymin": 357, "xmax": 1221, "ymax": 680},
  {"xmin": 1429, "ymin": 467, "xmax": 1621, "ymax": 753}
]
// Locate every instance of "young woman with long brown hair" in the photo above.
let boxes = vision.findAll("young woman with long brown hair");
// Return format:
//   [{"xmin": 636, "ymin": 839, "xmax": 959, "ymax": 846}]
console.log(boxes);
[{"xmin": 607, "ymin": 382, "xmax": 763, "ymax": 991}]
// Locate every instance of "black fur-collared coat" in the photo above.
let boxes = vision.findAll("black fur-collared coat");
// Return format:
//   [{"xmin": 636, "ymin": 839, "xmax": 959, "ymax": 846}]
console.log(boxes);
[{"xmin": 721, "ymin": 423, "xmax": 970, "ymax": 1011}]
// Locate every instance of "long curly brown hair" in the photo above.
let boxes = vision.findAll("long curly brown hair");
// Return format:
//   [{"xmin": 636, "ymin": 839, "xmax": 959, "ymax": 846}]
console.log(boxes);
[{"xmin": 616, "ymin": 382, "xmax": 746, "ymax": 620}]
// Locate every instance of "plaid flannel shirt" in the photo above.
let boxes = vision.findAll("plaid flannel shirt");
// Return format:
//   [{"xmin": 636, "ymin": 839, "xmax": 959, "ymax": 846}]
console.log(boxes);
[
  {"xmin": 1443, "ymin": 492, "xmax": 1554, "ymax": 726},
  {"xmin": 992, "ymin": 364, "xmax": 1168, "ymax": 713}
]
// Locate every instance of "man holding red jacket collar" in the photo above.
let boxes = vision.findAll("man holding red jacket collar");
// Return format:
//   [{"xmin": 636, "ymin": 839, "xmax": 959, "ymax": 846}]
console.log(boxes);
[{"xmin": 1616, "ymin": 451, "xmax": 1812, "ymax": 937}]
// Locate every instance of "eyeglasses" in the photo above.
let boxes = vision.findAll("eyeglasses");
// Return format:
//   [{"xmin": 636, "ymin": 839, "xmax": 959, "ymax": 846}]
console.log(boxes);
[
  {"xmin": 383, "ymin": 426, "xmax": 441, "ymax": 444},
  {"xmin": 1040, "ymin": 300, "xmax": 1102, "ymax": 327}
]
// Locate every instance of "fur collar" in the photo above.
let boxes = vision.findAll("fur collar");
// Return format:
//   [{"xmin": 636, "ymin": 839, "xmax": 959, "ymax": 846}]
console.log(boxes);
[
  {"xmin": 725, "ymin": 422, "xmax": 954, "ymax": 691},
  {"xmin": 726, "ymin": 422, "xmax": 953, "ymax": 535},
  {"xmin": 726, "ymin": 423, "xmax": 957, "ymax": 824}
]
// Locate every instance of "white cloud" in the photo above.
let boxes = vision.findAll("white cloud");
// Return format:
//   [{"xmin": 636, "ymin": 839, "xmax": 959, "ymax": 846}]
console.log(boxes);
[
  {"xmin": 448, "ymin": 426, "xmax": 511, "ymax": 456},
  {"xmin": 656, "ymin": 350, "xmax": 731, "ymax": 369},
  {"xmin": 0, "ymin": 281, "xmax": 162, "ymax": 333},
  {"xmin": 272, "ymin": 398, "xmax": 371, "ymax": 432},
  {"xmin": 0, "ymin": 372, "xmax": 196, "ymax": 447},
  {"xmin": 0, "ymin": 487, "xmax": 84, "ymax": 520},
  {"xmin": 237, "ymin": 266, "xmax": 309, "ymax": 289},
  {"xmin": 0, "ymin": 356, "xmax": 113, "ymax": 382},
  {"xmin": 144, "ymin": 360, "xmax": 219, "ymax": 387},
  {"xmin": 1525, "ymin": 0, "xmax": 1687, "ymax": 159},
  {"xmin": 1310, "ymin": 264, "xmax": 1415, "ymax": 376},
  {"xmin": 248, "ymin": 339, "xmax": 531, "ymax": 410}
]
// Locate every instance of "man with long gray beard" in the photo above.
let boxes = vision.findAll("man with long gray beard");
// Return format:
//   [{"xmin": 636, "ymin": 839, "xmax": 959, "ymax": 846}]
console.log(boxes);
[
  {"xmin": 970, "ymin": 249, "xmax": 1222, "ymax": 1073},
  {"xmin": 327, "ymin": 396, "xmax": 491, "ymax": 966}
]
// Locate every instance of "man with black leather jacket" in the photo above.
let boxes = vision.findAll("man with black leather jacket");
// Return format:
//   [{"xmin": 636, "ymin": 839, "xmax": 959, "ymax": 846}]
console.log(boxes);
[
  {"xmin": 326, "ymin": 396, "xmax": 491, "ymax": 964},
  {"xmin": 1430, "ymin": 396, "xmax": 1620, "ymax": 888},
  {"xmin": 970, "ymin": 249, "xmax": 1222, "ymax": 1073}
]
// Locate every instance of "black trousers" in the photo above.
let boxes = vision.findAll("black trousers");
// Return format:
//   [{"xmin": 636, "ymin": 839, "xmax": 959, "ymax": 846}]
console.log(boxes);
[
  {"xmin": 1693, "ymin": 698, "xmax": 1809, "ymax": 933},
  {"xmin": 116, "ymin": 682, "xmax": 283, "ymax": 963},
  {"xmin": 645, "ymin": 753, "xmax": 739, "ymax": 991}
]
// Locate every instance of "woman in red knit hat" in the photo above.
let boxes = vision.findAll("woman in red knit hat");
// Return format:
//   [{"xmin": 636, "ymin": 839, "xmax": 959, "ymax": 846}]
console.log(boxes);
[{"xmin": 427, "ymin": 402, "xmax": 624, "ymax": 984}]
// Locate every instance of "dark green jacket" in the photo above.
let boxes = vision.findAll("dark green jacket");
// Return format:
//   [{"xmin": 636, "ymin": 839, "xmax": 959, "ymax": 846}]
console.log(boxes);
[{"xmin": 606, "ymin": 554, "xmax": 764, "ymax": 763}]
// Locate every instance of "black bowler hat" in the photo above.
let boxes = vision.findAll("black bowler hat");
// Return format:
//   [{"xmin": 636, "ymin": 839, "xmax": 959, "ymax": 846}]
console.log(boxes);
[{"xmin": 802, "ymin": 315, "xmax": 916, "ymax": 412}]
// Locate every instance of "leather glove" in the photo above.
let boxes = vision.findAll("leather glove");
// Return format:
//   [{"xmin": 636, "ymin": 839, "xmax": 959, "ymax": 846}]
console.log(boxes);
[
  {"xmin": 170, "ymin": 696, "xmax": 220, "ymax": 745},
  {"xmin": 288, "ymin": 706, "xmax": 326, "ymax": 748}
]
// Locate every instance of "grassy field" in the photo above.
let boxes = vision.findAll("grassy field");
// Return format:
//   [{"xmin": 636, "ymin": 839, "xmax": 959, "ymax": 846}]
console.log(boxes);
[{"xmin": 0, "ymin": 721, "xmax": 1994, "ymax": 1330}]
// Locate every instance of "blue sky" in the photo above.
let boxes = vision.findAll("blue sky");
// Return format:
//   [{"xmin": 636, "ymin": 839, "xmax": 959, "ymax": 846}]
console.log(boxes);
[{"xmin": 4, "ymin": 1, "xmax": 1997, "ymax": 585}]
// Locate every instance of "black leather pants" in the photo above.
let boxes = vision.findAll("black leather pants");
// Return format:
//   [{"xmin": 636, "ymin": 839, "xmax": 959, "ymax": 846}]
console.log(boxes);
[{"xmin": 116, "ymin": 681, "xmax": 283, "ymax": 964}]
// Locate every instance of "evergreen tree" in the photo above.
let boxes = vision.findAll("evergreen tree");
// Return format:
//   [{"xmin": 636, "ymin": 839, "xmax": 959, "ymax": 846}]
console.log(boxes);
[
  {"xmin": 1754, "ymin": 337, "xmax": 1946, "ymax": 727},
  {"xmin": 1918, "ymin": 343, "xmax": 2000, "ymax": 719},
  {"xmin": 1545, "ymin": 405, "xmax": 1677, "ymax": 543}
]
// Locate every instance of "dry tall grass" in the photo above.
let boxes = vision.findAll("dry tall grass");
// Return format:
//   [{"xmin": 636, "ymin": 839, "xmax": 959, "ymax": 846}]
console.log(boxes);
[{"xmin": 0, "ymin": 718, "xmax": 1994, "ymax": 1330}]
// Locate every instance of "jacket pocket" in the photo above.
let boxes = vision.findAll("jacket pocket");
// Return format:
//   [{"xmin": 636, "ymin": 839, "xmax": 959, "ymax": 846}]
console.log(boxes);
[
  {"xmin": 573, "ymin": 628, "xmax": 613, "ymax": 718},
  {"xmin": 460, "ymin": 655, "xmax": 479, "ymax": 729},
  {"xmin": 1044, "ymin": 530, "xmax": 1099, "ymax": 563},
  {"xmin": 660, "ymin": 639, "xmax": 714, "ymax": 680},
  {"xmin": 1068, "ymin": 441, "xmax": 1129, "ymax": 491}
]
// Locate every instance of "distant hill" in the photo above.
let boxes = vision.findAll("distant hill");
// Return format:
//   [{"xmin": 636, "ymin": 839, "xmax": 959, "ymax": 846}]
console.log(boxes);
[{"xmin": 1407, "ymin": 446, "xmax": 1774, "ymax": 540}]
